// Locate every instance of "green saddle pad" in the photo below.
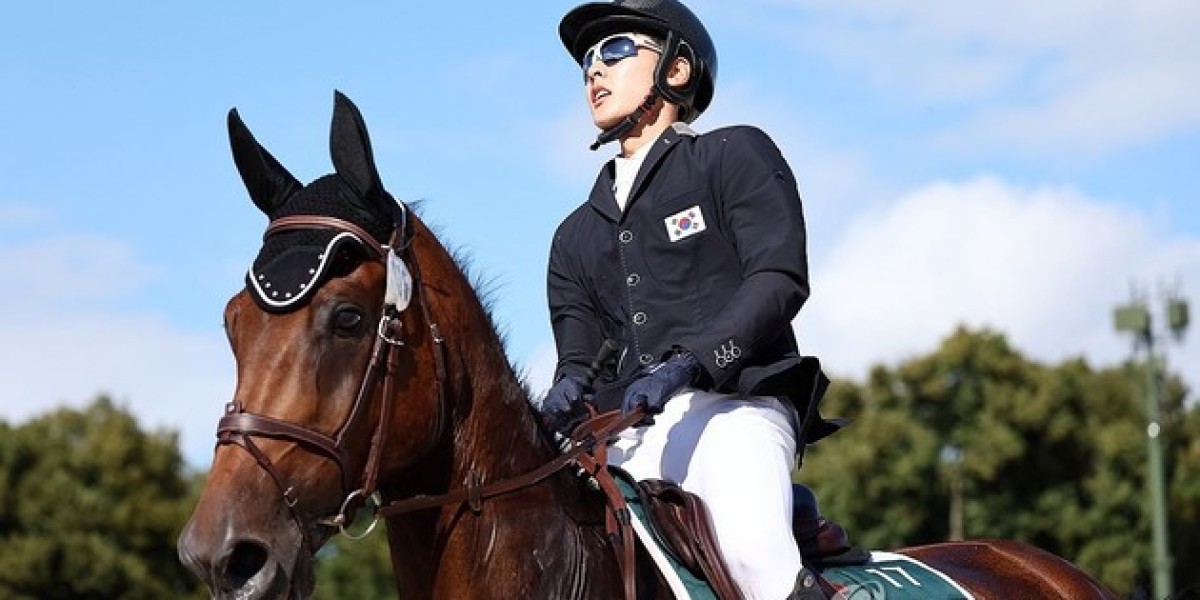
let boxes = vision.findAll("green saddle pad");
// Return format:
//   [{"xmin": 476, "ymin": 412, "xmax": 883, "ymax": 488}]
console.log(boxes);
[
  {"xmin": 821, "ymin": 552, "xmax": 974, "ymax": 600},
  {"xmin": 616, "ymin": 475, "xmax": 972, "ymax": 600}
]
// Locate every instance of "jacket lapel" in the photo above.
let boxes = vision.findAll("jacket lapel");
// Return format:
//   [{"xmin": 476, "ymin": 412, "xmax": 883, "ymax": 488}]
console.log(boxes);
[
  {"xmin": 587, "ymin": 161, "xmax": 622, "ymax": 223},
  {"xmin": 585, "ymin": 123, "xmax": 697, "ymax": 223},
  {"xmin": 624, "ymin": 123, "xmax": 695, "ymax": 217}
]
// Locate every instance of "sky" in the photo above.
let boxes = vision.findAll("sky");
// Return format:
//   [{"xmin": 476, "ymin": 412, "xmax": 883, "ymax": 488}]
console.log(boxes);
[{"xmin": 2, "ymin": 1, "xmax": 1198, "ymax": 468}]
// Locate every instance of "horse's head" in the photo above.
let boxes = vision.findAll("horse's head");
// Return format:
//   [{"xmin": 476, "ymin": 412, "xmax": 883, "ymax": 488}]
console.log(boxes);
[{"xmin": 178, "ymin": 92, "xmax": 448, "ymax": 600}]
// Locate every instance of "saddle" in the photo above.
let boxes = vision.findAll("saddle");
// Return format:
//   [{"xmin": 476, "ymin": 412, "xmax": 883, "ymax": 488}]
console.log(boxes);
[
  {"xmin": 566, "ymin": 410, "xmax": 864, "ymax": 600},
  {"xmin": 627, "ymin": 476, "xmax": 866, "ymax": 600},
  {"xmin": 625, "ymin": 474, "xmax": 743, "ymax": 600}
]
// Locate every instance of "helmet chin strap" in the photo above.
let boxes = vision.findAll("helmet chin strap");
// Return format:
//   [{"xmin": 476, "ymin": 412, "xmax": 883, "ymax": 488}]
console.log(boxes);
[{"xmin": 590, "ymin": 91, "xmax": 660, "ymax": 151}]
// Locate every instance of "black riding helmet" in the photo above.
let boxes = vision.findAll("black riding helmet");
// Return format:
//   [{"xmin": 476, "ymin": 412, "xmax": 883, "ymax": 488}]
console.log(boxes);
[{"xmin": 561, "ymin": 0, "xmax": 717, "ymax": 127}]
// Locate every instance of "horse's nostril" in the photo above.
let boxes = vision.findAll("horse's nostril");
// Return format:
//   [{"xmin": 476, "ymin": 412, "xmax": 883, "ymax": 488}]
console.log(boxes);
[{"xmin": 223, "ymin": 540, "xmax": 270, "ymax": 589}]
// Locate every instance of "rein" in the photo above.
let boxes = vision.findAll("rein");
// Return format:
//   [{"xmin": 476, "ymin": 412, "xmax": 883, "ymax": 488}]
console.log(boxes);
[{"xmin": 377, "ymin": 409, "xmax": 646, "ymax": 517}]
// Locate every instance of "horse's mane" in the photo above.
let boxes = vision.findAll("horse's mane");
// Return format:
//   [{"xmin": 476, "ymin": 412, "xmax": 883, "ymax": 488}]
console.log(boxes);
[{"xmin": 415, "ymin": 201, "xmax": 536, "ymax": 401}]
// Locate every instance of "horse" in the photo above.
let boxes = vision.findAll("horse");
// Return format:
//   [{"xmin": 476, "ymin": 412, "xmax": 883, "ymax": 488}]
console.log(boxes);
[{"xmin": 177, "ymin": 92, "xmax": 1119, "ymax": 600}]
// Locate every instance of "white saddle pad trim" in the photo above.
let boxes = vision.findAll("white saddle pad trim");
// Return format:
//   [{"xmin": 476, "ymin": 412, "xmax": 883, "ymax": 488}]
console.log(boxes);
[
  {"xmin": 863, "ymin": 551, "xmax": 976, "ymax": 599},
  {"xmin": 629, "ymin": 510, "xmax": 694, "ymax": 599}
]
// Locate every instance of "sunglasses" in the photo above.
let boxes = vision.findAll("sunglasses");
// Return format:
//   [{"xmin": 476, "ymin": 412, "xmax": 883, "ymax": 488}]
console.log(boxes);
[{"xmin": 582, "ymin": 33, "xmax": 663, "ymax": 78}]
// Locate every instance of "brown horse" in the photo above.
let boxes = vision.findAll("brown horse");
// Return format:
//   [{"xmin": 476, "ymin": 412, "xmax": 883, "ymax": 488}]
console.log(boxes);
[{"xmin": 177, "ymin": 93, "xmax": 1118, "ymax": 600}]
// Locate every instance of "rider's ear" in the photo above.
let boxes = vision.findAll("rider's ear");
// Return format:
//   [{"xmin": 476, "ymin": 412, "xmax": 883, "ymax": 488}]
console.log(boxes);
[
  {"xmin": 666, "ymin": 55, "xmax": 692, "ymax": 89},
  {"xmin": 228, "ymin": 108, "xmax": 301, "ymax": 217},
  {"xmin": 329, "ymin": 90, "xmax": 383, "ymax": 202}
]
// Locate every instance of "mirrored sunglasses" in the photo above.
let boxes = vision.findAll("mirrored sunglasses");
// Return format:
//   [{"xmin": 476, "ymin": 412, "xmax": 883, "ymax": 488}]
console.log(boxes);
[{"xmin": 582, "ymin": 33, "xmax": 663, "ymax": 78}]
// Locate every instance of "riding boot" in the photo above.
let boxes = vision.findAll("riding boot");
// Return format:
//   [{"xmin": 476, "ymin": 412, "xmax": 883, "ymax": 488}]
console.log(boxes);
[{"xmin": 786, "ymin": 566, "xmax": 828, "ymax": 600}]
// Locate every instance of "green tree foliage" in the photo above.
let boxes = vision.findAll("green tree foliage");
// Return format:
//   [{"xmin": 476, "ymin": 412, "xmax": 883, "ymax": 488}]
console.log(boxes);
[
  {"xmin": 0, "ymin": 396, "xmax": 400, "ymax": 599},
  {"xmin": 0, "ymin": 396, "xmax": 207, "ymax": 600},
  {"xmin": 804, "ymin": 326, "xmax": 1199, "ymax": 595},
  {"xmin": 313, "ymin": 526, "xmax": 398, "ymax": 600}
]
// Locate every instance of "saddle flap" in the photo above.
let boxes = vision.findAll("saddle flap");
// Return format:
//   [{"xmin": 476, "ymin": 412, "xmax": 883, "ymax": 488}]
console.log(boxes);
[
  {"xmin": 638, "ymin": 479, "xmax": 704, "ymax": 574},
  {"xmin": 635, "ymin": 479, "xmax": 745, "ymax": 600}
]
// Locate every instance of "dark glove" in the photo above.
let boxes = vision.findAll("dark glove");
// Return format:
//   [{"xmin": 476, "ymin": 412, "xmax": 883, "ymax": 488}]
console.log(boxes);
[
  {"xmin": 539, "ymin": 375, "xmax": 586, "ymax": 436},
  {"xmin": 622, "ymin": 350, "xmax": 702, "ymax": 418}
]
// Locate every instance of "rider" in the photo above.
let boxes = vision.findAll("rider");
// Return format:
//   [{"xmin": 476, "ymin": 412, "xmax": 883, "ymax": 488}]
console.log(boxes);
[{"xmin": 540, "ymin": 1, "xmax": 832, "ymax": 598}]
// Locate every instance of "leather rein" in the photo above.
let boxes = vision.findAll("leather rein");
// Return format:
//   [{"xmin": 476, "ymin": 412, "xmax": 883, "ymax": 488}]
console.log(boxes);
[{"xmin": 215, "ymin": 212, "xmax": 646, "ymax": 599}]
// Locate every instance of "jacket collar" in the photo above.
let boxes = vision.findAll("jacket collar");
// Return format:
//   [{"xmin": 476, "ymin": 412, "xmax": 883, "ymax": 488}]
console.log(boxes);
[{"xmin": 588, "ymin": 123, "xmax": 697, "ymax": 223}]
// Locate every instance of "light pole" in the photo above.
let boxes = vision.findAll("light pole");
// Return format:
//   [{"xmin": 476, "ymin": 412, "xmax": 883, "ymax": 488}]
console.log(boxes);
[
  {"xmin": 1113, "ymin": 291, "xmax": 1189, "ymax": 600},
  {"xmin": 940, "ymin": 444, "xmax": 965, "ymax": 541}
]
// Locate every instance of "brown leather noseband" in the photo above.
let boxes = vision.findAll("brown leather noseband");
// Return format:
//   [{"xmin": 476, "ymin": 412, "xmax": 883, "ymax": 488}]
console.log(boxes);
[{"xmin": 214, "ymin": 213, "xmax": 447, "ymax": 550}]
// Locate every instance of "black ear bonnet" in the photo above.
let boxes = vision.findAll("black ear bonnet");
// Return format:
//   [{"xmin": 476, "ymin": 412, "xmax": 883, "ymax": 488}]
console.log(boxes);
[
  {"xmin": 230, "ymin": 91, "xmax": 406, "ymax": 314},
  {"xmin": 246, "ymin": 176, "xmax": 400, "ymax": 313}
]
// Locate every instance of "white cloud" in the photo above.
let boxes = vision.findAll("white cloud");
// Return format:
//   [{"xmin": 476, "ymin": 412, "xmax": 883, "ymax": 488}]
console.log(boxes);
[
  {"xmin": 797, "ymin": 176, "xmax": 1200, "ymax": 390},
  {"xmin": 0, "ymin": 219, "xmax": 232, "ymax": 468},
  {"xmin": 0, "ymin": 311, "xmax": 233, "ymax": 467},
  {"xmin": 0, "ymin": 203, "xmax": 53, "ymax": 229},
  {"xmin": 0, "ymin": 233, "xmax": 158, "ymax": 309},
  {"xmin": 944, "ymin": 63, "xmax": 1200, "ymax": 156},
  {"xmin": 720, "ymin": 0, "xmax": 1200, "ymax": 154}
]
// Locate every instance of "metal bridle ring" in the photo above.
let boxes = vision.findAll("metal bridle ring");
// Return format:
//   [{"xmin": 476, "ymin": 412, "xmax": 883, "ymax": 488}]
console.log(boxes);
[
  {"xmin": 316, "ymin": 489, "xmax": 382, "ymax": 541},
  {"xmin": 377, "ymin": 315, "xmax": 404, "ymax": 346}
]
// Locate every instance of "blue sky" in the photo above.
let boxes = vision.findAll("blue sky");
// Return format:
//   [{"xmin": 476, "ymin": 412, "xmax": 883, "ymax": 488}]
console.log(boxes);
[{"xmin": 3, "ymin": 1, "xmax": 1198, "ymax": 467}]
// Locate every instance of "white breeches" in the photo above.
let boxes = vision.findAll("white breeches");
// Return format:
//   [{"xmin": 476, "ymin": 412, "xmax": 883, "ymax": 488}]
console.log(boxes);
[{"xmin": 607, "ymin": 389, "xmax": 802, "ymax": 600}]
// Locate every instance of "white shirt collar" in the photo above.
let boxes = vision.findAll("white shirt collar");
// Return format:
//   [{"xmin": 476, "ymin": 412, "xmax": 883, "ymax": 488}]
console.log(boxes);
[{"xmin": 613, "ymin": 132, "xmax": 658, "ymax": 212}]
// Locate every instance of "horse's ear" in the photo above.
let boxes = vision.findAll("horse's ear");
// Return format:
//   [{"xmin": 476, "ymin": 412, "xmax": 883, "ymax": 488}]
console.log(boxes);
[
  {"xmin": 228, "ymin": 108, "xmax": 302, "ymax": 217},
  {"xmin": 329, "ymin": 91, "xmax": 383, "ymax": 200}
]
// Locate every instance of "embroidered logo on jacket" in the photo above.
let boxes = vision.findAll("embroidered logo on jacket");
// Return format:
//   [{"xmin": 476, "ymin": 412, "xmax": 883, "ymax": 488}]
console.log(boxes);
[
  {"xmin": 664, "ymin": 205, "xmax": 707, "ymax": 242},
  {"xmin": 714, "ymin": 339, "xmax": 743, "ymax": 369}
]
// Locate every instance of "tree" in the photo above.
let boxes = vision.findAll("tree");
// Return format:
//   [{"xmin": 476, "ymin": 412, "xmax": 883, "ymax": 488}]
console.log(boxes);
[
  {"xmin": 803, "ymin": 326, "xmax": 1199, "ymax": 595},
  {"xmin": 313, "ymin": 526, "xmax": 398, "ymax": 600},
  {"xmin": 0, "ymin": 396, "xmax": 207, "ymax": 600}
]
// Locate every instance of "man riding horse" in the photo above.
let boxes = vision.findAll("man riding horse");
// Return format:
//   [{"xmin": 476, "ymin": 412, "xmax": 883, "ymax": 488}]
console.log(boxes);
[{"xmin": 540, "ymin": 1, "xmax": 839, "ymax": 598}]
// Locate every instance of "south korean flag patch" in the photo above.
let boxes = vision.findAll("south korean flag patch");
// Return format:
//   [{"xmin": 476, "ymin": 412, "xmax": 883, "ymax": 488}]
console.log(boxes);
[{"xmin": 664, "ymin": 205, "xmax": 707, "ymax": 242}]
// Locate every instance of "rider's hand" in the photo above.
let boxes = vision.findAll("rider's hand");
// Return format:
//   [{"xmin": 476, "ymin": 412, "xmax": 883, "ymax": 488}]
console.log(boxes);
[
  {"xmin": 622, "ymin": 350, "xmax": 702, "ymax": 420},
  {"xmin": 539, "ymin": 375, "xmax": 586, "ymax": 436}
]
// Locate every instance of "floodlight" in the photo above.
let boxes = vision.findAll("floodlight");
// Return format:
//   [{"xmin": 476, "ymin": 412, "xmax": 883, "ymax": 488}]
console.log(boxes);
[
  {"xmin": 1113, "ymin": 303, "xmax": 1151, "ymax": 335},
  {"xmin": 1166, "ymin": 298, "xmax": 1189, "ymax": 338}
]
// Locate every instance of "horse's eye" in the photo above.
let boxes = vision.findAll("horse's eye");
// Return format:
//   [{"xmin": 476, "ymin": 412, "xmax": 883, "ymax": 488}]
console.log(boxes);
[{"xmin": 332, "ymin": 307, "xmax": 366, "ymax": 337}]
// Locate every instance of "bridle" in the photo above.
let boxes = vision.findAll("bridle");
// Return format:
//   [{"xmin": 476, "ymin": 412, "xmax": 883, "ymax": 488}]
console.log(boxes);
[
  {"xmin": 212, "ymin": 208, "xmax": 648, "ymax": 599},
  {"xmin": 214, "ymin": 208, "xmax": 448, "ymax": 551}
]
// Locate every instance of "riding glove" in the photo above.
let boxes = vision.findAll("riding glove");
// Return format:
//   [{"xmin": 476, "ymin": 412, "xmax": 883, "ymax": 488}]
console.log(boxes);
[
  {"xmin": 539, "ymin": 375, "xmax": 586, "ymax": 436},
  {"xmin": 622, "ymin": 350, "xmax": 702, "ymax": 418}
]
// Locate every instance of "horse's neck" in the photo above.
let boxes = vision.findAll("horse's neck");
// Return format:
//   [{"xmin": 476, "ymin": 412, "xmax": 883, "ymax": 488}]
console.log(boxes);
[
  {"xmin": 391, "ymin": 228, "xmax": 619, "ymax": 596},
  {"xmin": 409, "ymin": 227, "xmax": 554, "ymax": 484},
  {"xmin": 437, "ymin": 331, "xmax": 619, "ymax": 597}
]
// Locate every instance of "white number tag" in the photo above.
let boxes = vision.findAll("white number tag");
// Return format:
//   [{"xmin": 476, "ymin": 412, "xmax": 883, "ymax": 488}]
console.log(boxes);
[{"xmin": 384, "ymin": 249, "xmax": 413, "ymax": 312}]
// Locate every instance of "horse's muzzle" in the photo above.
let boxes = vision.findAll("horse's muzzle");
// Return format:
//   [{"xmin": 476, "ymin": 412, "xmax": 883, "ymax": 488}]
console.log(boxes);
[
  {"xmin": 177, "ymin": 455, "xmax": 317, "ymax": 600},
  {"xmin": 179, "ymin": 522, "xmax": 311, "ymax": 600}
]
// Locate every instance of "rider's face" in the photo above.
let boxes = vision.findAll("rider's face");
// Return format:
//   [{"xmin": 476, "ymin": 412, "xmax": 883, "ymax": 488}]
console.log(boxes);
[{"xmin": 582, "ymin": 36, "xmax": 662, "ymax": 131}]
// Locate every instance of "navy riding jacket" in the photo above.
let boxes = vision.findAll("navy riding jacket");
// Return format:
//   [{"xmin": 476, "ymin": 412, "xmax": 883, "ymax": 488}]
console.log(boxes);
[{"xmin": 548, "ymin": 123, "xmax": 818, "ymax": 416}]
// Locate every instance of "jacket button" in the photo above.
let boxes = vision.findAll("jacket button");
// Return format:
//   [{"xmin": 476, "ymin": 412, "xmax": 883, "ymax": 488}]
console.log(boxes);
[
  {"xmin": 619, "ymin": 230, "xmax": 634, "ymax": 243},
  {"xmin": 632, "ymin": 312, "xmax": 647, "ymax": 326},
  {"xmin": 626, "ymin": 273, "xmax": 641, "ymax": 287},
  {"xmin": 639, "ymin": 353, "xmax": 654, "ymax": 365}
]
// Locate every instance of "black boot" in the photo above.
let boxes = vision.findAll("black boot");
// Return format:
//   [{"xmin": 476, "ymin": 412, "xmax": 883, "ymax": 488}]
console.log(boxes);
[{"xmin": 786, "ymin": 566, "xmax": 827, "ymax": 600}]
